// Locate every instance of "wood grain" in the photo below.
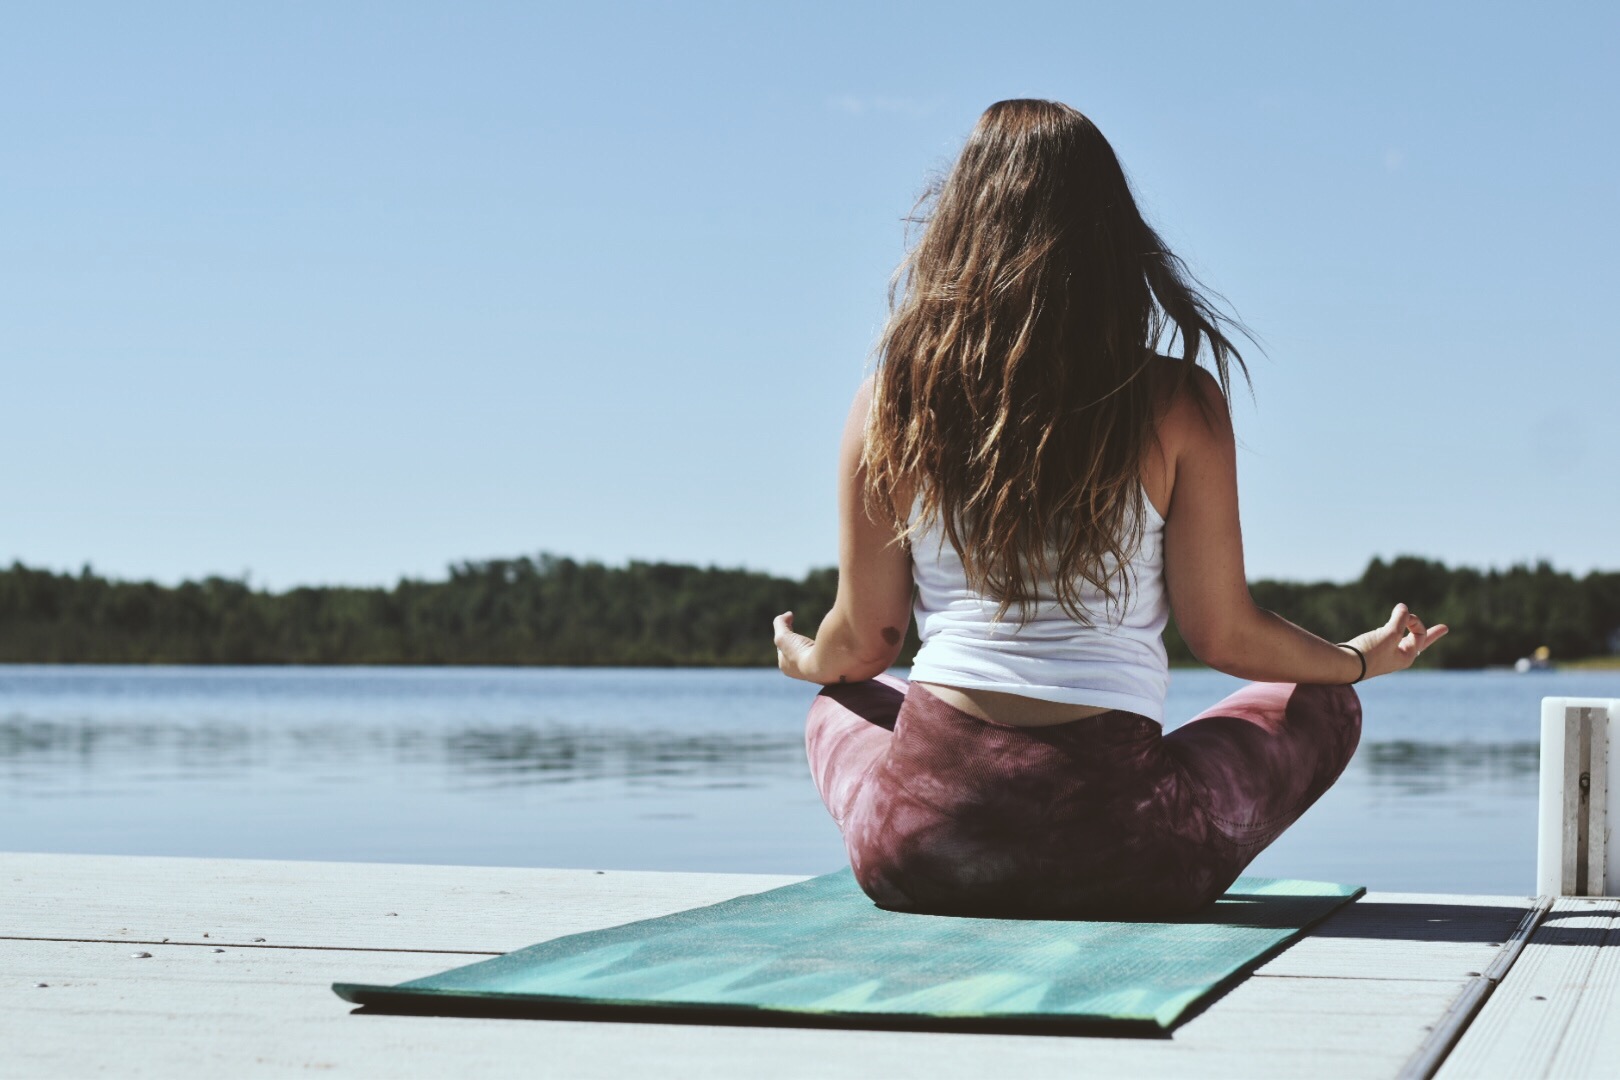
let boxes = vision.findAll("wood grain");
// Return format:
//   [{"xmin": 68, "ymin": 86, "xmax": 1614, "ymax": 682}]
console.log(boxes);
[
  {"xmin": 1435, "ymin": 897, "xmax": 1620, "ymax": 1079},
  {"xmin": 0, "ymin": 852, "xmax": 1536, "ymax": 1079}
]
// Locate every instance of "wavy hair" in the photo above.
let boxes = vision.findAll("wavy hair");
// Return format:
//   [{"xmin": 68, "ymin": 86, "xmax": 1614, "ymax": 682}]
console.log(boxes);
[{"xmin": 864, "ymin": 99, "xmax": 1249, "ymax": 624}]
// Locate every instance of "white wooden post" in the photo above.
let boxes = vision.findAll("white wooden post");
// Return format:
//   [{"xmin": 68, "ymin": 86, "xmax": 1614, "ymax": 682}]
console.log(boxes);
[{"xmin": 1537, "ymin": 697, "xmax": 1619, "ymax": 896}]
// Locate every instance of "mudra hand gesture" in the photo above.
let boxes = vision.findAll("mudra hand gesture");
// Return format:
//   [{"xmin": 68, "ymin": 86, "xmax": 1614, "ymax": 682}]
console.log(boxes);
[{"xmin": 1340, "ymin": 604, "xmax": 1449, "ymax": 681}]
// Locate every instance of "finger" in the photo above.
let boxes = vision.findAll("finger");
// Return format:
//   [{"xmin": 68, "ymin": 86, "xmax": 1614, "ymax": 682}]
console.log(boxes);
[
  {"xmin": 1386, "ymin": 605, "xmax": 1412, "ymax": 647},
  {"xmin": 1395, "ymin": 620, "xmax": 1429, "ymax": 663},
  {"xmin": 772, "ymin": 612, "xmax": 794, "ymax": 646},
  {"xmin": 1421, "ymin": 624, "xmax": 1450, "ymax": 648}
]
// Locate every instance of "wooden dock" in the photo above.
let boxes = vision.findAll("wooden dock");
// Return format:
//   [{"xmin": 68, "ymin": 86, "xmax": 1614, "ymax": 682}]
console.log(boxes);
[{"xmin": 3, "ymin": 852, "xmax": 1616, "ymax": 1078}]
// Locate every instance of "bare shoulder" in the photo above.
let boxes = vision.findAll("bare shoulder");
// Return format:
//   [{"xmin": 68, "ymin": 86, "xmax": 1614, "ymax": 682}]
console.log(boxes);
[
  {"xmin": 845, "ymin": 371, "xmax": 878, "ymax": 429},
  {"xmin": 840, "ymin": 372, "xmax": 880, "ymax": 489},
  {"xmin": 1150, "ymin": 357, "xmax": 1232, "ymax": 456}
]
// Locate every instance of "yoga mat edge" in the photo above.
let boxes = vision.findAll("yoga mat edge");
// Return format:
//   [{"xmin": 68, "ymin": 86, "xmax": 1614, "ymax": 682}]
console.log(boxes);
[{"xmin": 333, "ymin": 873, "xmax": 1364, "ymax": 1034}]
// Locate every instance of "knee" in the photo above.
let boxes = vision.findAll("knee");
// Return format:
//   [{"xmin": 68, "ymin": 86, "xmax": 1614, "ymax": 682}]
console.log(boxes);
[
  {"xmin": 1290, "ymin": 681, "xmax": 1362, "ymax": 760},
  {"xmin": 1323, "ymin": 681, "xmax": 1361, "ymax": 729},
  {"xmin": 1299, "ymin": 679, "xmax": 1359, "ymax": 714}
]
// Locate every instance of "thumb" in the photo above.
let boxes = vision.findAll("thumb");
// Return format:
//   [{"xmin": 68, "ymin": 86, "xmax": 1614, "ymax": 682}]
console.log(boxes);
[
  {"xmin": 772, "ymin": 611, "xmax": 796, "ymax": 646},
  {"xmin": 1385, "ymin": 603, "xmax": 1409, "ymax": 636}
]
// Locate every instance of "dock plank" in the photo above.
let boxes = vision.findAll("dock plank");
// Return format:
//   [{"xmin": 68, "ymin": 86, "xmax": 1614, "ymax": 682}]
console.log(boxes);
[
  {"xmin": 0, "ymin": 853, "xmax": 1530, "ymax": 1078},
  {"xmin": 3, "ymin": 937, "xmax": 1464, "ymax": 1079},
  {"xmin": 1555, "ymin": 911, "xmax": 1620, "ymax": 1079},
  {"xmin": 0, "ymin": 852, "xmax": 805, "ymax": 952},
  {"xmin": 1256, "ymin": 893, "xmax": 1533, "ymax": 982},
  {"xmin": 3, "ymin": 852, "xmax": 1519, "ymax": 979},
  {"xmin": 1434, "ymin": 897, "xmax": 1620, "ymax": 1079}
]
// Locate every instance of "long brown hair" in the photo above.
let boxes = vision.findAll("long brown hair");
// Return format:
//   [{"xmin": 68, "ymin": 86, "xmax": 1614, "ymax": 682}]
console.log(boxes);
[{"xmin": 864, "ymin": 99, "xmax": 1247, "ymax": 624}]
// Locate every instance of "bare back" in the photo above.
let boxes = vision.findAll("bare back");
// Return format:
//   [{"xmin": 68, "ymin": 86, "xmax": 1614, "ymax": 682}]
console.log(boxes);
[{"xmin": 917, "ymin": 356, "xmax": 1183, "ymax": 727}]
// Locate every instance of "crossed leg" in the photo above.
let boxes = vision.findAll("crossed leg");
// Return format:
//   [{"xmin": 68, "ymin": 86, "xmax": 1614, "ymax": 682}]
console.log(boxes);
[
  {"xmin": 803, "ymin": 673, "xmax": 907, "ymax": 828},
  {"xmin": 1162, "ymin": 681, "xmax": 1362, "ymax": 877},
  {"xmin": 804, "ymin": 676, "xmax": 1363, "ymax": 913}
]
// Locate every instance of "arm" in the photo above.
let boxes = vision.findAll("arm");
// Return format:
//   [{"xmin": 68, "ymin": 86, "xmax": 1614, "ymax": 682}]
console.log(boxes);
[
  {"xmin": 773, "ymin": 377, "xmax": 914, "ymax": 684},
  {"xmin": 1160, "ymin": 369, "xmax": 1447, "ymax": 683}
]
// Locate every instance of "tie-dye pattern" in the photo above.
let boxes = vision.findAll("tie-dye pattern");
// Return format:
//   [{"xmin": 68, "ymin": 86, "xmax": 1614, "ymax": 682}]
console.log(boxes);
[{"xmin": 805, "ymin": 675, "xmax": 1360, "ymax": 919}]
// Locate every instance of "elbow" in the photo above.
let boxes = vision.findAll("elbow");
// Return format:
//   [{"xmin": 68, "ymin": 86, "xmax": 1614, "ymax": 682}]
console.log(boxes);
[
  {"xmin": 848, "ymin": 659, "xmax": 898, "ymax": 684},
  {"xmin": 819, "ymin": 613, "xmax": 906, "ymax": 682},
  {"xmin": 848, "ymin": 636, "xmax": 905, "ymax": 681},
  {"xmin": 1183, "ymin": 631, "xmax": 1233, "ymax": 673},
  {"xmin": 1172, "ymin": 592, "xmax": 1262, "ymax": 675},
  {"xmin": 819, "ymin": 649, "xmax": 898, "ymax": 686},
  {"xmin": 1175, "ymin": 611, "xmax": 1252, "ymax": 674},
  {"xmin": 1173, "ymin": 612, "xmax": 1226, "ymax": 669}
]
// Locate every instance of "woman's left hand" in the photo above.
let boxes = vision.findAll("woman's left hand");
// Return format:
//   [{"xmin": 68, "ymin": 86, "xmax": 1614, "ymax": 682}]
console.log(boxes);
[{"xmin": 773, "ymin": 611, "xmax": 819, "ymax": 682}]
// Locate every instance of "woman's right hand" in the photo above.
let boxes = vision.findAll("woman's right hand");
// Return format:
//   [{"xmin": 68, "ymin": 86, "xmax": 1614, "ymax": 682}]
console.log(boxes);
[{"xmin": 1344, "ymin": 604, "xmax": 1449, "ymax": 680}]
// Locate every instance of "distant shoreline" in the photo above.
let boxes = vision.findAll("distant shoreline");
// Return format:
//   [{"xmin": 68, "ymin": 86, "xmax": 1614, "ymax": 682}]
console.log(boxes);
[
  {"xmin": 1553, "ymin": 655, "xmax": 1620, "ymax": 671},
  {"xmin": 4, "ymin": 554, "xmax": 1618, "ymax": 671}
]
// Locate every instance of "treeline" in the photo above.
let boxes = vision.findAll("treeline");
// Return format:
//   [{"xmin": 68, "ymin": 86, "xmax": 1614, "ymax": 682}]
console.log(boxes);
[
  {"xmin": 1, "ymin": 555, "xmax": 1617, "ymax": 669},
  {"xmin": 0, "ymin": 557, "xmax": 837, "ymax": 666},
  {"xmin": 1243, "ymin": 558, "xmax": 1620, "ymax": 670}
]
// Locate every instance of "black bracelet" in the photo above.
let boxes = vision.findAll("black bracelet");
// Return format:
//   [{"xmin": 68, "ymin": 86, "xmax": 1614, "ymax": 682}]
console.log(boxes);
[{"xmin": 1336, "ymin": 643, "xmax": 1366, "ymax": 684}]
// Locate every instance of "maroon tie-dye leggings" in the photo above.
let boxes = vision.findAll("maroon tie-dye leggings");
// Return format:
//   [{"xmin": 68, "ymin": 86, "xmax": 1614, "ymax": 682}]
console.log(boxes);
[{"xmin": 806, "ymin": 676, "xmax": 1361, "ymax": 918}]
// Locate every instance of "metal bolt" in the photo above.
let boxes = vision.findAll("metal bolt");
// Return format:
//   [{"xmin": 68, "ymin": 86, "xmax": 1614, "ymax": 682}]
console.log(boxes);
[{"xmin": 131, "ymin": 951, "xmax": 152, "ymax": 959}]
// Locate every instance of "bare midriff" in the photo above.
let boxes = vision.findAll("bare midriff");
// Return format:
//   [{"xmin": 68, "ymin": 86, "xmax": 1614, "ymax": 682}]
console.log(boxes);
[{"xmin": 912, "ymin": 682, "xmax": 1116, "ymax": 727}]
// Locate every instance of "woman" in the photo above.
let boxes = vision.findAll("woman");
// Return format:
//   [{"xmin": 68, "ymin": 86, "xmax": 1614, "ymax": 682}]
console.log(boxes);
[{"xmin": 771, "ymin": 99, "xmax": 1448, "ymax": 919}]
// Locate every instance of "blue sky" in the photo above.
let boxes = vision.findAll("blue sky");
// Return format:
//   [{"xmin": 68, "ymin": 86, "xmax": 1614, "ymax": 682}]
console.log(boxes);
[{"xmin": 4, "ymin": 2, "xmax": 1615, "ymax": 589}]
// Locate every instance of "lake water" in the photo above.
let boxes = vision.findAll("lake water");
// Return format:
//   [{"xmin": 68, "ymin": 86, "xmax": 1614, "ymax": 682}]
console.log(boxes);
[{"xmin": 4, "ymin": 665, "xmax": 1619, "ymax": 896}]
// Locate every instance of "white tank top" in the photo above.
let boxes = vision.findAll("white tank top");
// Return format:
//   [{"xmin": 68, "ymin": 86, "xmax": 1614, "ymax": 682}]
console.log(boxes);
[{"xmin": 905, "ymin": 492, "xmax": 1170, "ymax": 722}]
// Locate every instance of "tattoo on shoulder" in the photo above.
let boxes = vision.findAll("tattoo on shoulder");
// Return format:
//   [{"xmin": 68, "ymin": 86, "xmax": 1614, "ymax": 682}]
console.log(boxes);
[{"xmin": 882, "ymin": 626, "xmax": 902, "ymax": 646}]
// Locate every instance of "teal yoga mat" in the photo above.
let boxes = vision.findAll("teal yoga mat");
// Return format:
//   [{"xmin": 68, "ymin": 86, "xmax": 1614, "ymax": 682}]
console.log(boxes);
[{"xmin": 334, "ymin": 870, "xmax": 1362, "ymax": 1033}]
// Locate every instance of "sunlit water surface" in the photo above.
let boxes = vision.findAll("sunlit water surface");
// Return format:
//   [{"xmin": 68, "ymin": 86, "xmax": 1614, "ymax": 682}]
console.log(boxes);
[{"xmin": 5, "ymin": 665, "xmax": 1618, "ymax": 895}]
